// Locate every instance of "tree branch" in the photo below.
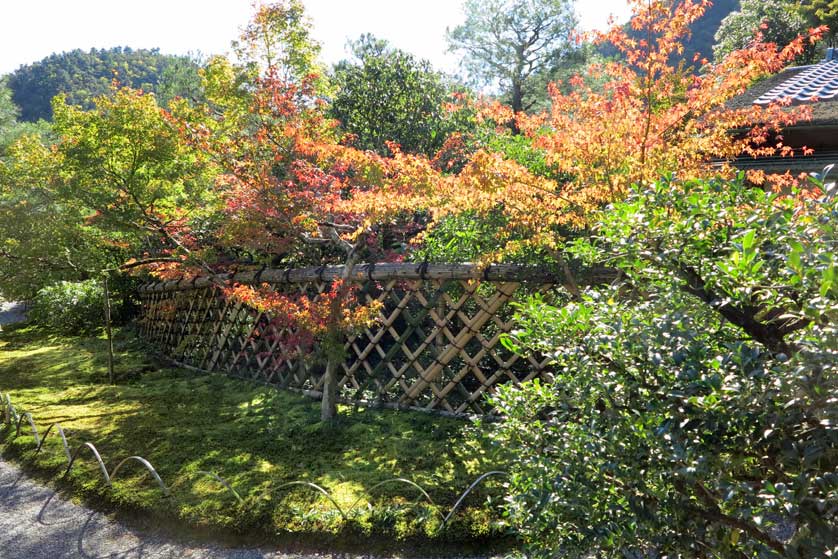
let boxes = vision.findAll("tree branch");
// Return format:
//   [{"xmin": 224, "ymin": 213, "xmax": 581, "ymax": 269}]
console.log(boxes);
[
  {"xmin": 675, "ymin": 263, "xmax": 806, "ymax": 355},
  {"xmin": 118, "ymin": 257, "xmax": 182, "ymax": 271}
]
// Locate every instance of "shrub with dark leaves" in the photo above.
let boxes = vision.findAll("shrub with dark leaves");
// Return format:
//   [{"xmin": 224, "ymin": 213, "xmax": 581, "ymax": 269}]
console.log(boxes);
[{"xmin": 489, "ymin": 172, "xmax": 838, "ymax": 558}]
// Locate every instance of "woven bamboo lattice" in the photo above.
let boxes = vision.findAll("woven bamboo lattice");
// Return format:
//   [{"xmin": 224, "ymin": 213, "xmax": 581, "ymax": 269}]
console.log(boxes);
[{"xmin": 138, "ymin": 263, "xmax": 604, "ymax": 416}]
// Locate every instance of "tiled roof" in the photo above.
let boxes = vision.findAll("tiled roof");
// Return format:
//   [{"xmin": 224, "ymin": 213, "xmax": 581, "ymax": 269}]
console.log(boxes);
[
  {"xmin": 753, "ymin": 60, "xmax": 838, "ymax": 105},
  {"xmin": 727, "ymin": 58, "xmax": 838, "ymax": 126}
]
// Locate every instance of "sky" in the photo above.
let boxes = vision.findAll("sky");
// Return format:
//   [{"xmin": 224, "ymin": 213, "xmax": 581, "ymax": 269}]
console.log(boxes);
[{"xmin": 0, "ymin": 0, "xmax": 634, "ymax": 76}]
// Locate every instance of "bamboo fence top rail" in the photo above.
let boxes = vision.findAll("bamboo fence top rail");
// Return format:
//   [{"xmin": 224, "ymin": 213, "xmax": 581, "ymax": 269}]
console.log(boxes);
[{"xmin": 139, "ymin": 262, "xmax": 616, "ymax": 293}]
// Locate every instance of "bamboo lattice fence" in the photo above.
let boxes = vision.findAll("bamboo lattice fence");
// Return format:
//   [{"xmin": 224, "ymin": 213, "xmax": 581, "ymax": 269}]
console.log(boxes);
[{"xmin": 137, "ymin": 263, "xmax": 610, "ymax": 416}]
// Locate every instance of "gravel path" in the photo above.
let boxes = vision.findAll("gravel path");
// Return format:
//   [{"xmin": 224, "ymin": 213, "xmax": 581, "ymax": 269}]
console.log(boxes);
[{"xmin": 0, "ymin": 458, "xmax": 370, "ymax": 559}]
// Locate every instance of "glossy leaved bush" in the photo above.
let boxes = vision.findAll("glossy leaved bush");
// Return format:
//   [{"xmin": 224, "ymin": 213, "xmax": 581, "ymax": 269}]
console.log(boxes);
[{"xmin": 492, "ymin": 172, "xmax": 838, "ymax": 558}]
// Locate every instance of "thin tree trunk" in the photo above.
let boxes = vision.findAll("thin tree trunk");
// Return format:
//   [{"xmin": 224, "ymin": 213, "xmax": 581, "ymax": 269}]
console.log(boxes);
[
  {"xmin": 104, "ymin": 276, "xmax": 115, "ymax": 385},
  {"xmin": 319, "ymin": 230, "xmax": 364, "ymax": 422},
  {"xmin": 320, "ymin": 356, "xmax": 338, "ymax": 422},
  {"xmin": 510, "ymin": 80, "xmax": 523, "ymax": 134}
]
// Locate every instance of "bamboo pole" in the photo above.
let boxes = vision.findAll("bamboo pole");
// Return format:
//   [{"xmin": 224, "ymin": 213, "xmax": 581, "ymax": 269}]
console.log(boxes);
[
  {"xmin": 400, "ymin": 282, "xmax": 519, "ymax": 405},
  {"xmin": 140, "ymin": 263, "xmax": 618, "ymax": 292},
  {"xmin": 103, "ymin": 276, "xmax": 115, "ymax": 385}
]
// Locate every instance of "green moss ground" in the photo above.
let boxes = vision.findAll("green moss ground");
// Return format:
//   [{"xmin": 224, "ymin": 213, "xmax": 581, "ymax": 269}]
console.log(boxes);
[{"xmin": 0, "ymin": 324, "xmax": 512, "ymax": 555}]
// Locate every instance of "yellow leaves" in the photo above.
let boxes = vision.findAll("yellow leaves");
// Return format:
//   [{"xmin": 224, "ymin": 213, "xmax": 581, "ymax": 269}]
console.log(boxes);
[{"xmin": 426, "ymin": 149, "xmax": 583, "ymax": 239}]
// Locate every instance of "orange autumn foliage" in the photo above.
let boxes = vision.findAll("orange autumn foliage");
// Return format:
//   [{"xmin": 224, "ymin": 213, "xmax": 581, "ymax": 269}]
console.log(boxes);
[
  {"xmin": 167, "ymin": 0, "xmax": 829, "ymax": 336},
  {"xmin": 586, "ymin": 8, "xmax": 814, "ymax": 173},
  {"xmin": 426, "ymin": 0, "xmax": 828, "ymax": 250},
  {"xmin": 224, "ymin": 280, "xmax": 381, "ymax": 341}
]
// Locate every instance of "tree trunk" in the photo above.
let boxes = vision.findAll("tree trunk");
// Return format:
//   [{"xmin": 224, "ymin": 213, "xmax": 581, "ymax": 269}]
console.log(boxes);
[
  {"xmin": 510, "ymin": 80, "xmax": 523, "ymax": 134},
  {"xmin": 319, "ymin": 230, "xmax": 364, "ymax": 422},
  {"xmin": 320, "ymin": 356, "xmax": 339, "ymax": 422}
]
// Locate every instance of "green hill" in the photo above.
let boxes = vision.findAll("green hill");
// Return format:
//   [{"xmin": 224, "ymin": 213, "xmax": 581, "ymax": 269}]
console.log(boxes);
[{"xmin": 5, "ymin": 47, "xmax": 201, "ymax": 122}]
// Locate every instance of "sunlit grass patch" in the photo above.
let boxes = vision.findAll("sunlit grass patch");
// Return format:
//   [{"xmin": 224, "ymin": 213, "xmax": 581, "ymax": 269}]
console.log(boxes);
[{"xmin": 0, "ymin": 324, "xmax": 511, "ymax": 554}]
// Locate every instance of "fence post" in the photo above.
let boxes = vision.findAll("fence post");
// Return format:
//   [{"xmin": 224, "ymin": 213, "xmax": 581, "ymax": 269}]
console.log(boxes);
[{"xmin": 104, "ymin": 275, "xmax": 115, "ymax": 385}]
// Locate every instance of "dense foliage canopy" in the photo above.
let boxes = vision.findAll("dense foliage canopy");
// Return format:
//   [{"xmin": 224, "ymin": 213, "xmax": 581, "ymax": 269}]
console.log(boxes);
[
  {"xmin": 329, "ymin": 35, "xmax": 470, "ymax": 156},
  {"xmin": 6, "ymin": 47, "xmax": 201, "ymax": 121},
  {"xmin": 714, "ymin": 0, "xmax": 817, "ymax": 63}
]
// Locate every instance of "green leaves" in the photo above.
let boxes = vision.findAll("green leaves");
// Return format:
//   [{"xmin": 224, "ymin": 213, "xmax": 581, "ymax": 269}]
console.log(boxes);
[
  {"xmin": 51, "ymin": 86, "xmax": 217, "ymax": 252},
  {"xmin": 329, "ymin": 36, "xmax": 465, "ymax": 157},
  {"xmin": 29, "ymin": 280, "xmax": 105, "ymax": 334},
  {"xmin": 718, "ymin": 229, "xmax": 765, "ymax": 280},
  {"xmin": 484, "ymin": 173, "xmax": 838, "ymax": 558}
]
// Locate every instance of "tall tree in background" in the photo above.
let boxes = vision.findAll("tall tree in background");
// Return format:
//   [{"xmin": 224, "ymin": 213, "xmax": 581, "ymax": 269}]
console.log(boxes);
[
  {"xmin": 714, "ymin": 0, "xmax": 817, "ymax": 63},
  {"xmin": 797, "ymin": 0, "xmax": 838, "ymax": 45},
  {"xmin": 446, "ymin": 0, "xmax": 580, "ymax": 116},
  {"xmin": 329, "ymin": 34, "xmax": 470, "ymax": 156},
  {"xmin": 156, "ymin": 52, "xmax": 206, "ymax": 107},
  {"xmin": 232, "ymin": 0, "xmax": 322, "ymax": 84}
]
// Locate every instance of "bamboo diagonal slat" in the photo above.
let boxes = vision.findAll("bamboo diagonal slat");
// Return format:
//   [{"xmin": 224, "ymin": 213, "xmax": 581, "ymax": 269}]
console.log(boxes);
[{"xmin": 137, "ymin": 263, "xmax": 589, "ymax": 416}]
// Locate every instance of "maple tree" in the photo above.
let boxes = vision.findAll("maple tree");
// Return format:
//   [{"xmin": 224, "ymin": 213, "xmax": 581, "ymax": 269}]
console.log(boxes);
[
  {"xmin": 423, "ymin": 0, "xmax": 828, "ymax": 265},
  {"xmin": 0, "ymin": 134, "xmax": 108, "ymax": 299},
  {"xmin": 0, "ymin": 83, "xmax": 218, "ymax": 299},
  {"xmin": 232, "ymin": 0, "xmax": 323, "ymax": 87},
  {"xmin": 51, "ymin": 85, "xmax": 219, "ymax": 275},
  {"xmin": 171, "ymin": 1, "xmax": 438, "ymax": 420}
]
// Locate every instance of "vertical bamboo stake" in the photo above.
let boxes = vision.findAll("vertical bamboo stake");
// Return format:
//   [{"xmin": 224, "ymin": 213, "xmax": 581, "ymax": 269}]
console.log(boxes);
[
  {"xmin": 104, "ymin": 275, "xmax": 115, "ymax": 385},
  {"xmin": 435, "ymin": 282, "xmax": 446, "ymax": 354}
]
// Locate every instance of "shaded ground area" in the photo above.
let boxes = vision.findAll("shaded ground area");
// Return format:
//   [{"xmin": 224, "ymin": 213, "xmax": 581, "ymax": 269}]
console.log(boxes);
[
  {"xmin": 0, "ymin": 301, "xmax": 26, "ymax": 328},
  {"xmin": 0, "ymin": 323, "xmax": 510, "ymax": 555},
  {"xmin": 0, "ymin": 457, "xmax": 372, "ymax": 559}
]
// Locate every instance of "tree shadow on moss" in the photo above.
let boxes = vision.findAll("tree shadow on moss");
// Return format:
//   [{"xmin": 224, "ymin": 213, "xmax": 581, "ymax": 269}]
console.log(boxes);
[{"xmin": 0, "ymin": 326, "xmax": 512, "ymax": 554}]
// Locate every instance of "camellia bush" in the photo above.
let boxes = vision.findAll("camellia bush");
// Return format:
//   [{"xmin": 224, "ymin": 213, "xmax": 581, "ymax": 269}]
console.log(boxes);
[
  {"xmin": 490, "ymin": 171, "xmax": 838, "ymax": 558},
  {"xmin": 29, "ymin": 279, "xmax": 105, "ymax": 335}
]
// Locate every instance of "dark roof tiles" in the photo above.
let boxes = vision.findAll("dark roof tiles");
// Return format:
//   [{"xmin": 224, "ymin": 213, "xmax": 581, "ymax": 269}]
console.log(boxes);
[{"xmin": 753, "ymin": 60, "xmax": 838, "ymax": 105}]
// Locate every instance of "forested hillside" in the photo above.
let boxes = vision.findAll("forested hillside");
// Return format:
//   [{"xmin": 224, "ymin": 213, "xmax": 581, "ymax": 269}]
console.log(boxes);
[
  {"xmin": 683, "ymin": 0, "xmax": 740, "ymax": 61},
  {"xmin": 5, "ymin": 47, "xmax": 200, "ymax": 121},
  {"xmin": 601, "ymin": 0, "xmax": 740, "ymax": 64}
]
